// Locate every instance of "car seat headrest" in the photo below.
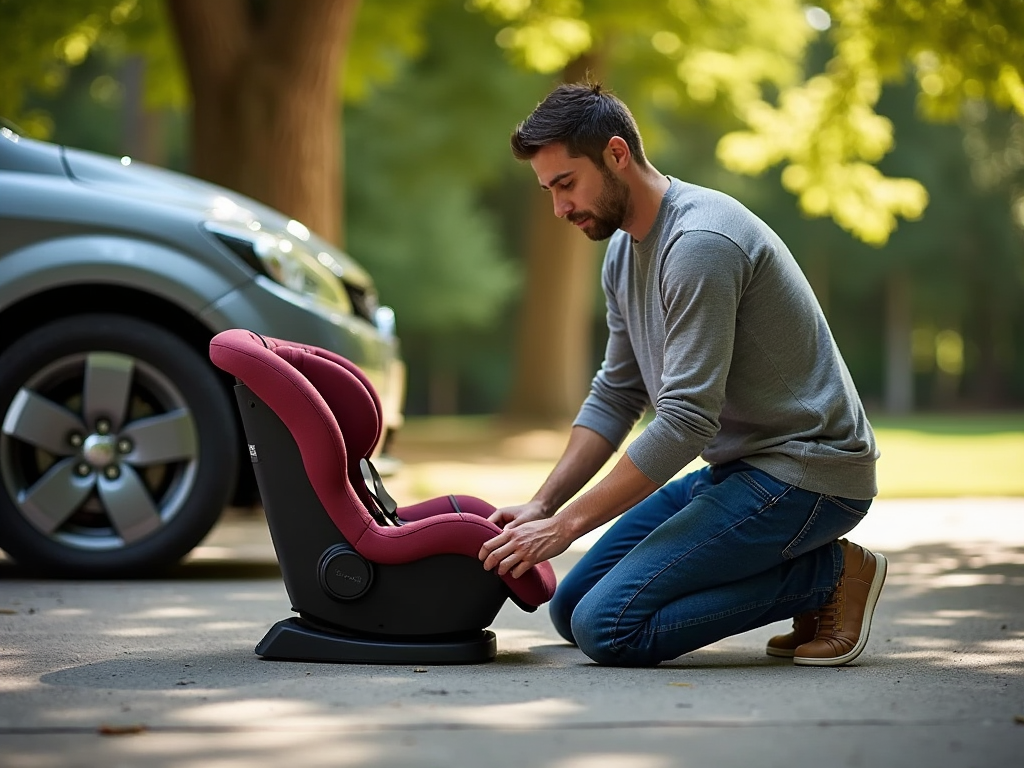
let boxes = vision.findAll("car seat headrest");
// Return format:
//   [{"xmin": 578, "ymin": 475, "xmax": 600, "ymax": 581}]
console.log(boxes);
[{"xmin": 274, "ymin": 345, "xmax": 380, "ymax": 467}]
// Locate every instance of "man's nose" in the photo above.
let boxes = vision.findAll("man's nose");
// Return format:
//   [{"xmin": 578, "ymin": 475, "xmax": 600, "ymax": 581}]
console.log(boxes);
[{"xmin": 553, "ymin": 194, "xmax": 572, "ymax": 219}]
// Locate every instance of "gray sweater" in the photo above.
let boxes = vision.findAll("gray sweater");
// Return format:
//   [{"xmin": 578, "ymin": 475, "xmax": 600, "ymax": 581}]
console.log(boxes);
[{"xmin": 574, "ymin": 178, "xmax": 879, "ymax": 499}]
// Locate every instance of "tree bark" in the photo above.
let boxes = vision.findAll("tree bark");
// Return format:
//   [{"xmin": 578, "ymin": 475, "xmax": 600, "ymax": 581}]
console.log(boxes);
[{"xmin": 167, "ymin": 0, "xmax": 359, "ymax": 245}]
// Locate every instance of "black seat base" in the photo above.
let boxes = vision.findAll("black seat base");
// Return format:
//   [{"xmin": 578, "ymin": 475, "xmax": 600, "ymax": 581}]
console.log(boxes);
[{"xmin": 255, "ymin": 617, "xmax": 498, "ymax": 665}]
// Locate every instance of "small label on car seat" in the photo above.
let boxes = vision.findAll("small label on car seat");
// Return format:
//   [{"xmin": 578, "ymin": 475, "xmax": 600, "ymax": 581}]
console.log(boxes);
[{"xmin": 248, "ymin": 444, "xmax": 259, "ymax": 463}]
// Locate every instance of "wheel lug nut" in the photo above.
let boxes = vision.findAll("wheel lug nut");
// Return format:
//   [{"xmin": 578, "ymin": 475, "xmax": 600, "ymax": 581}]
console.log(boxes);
[
  {"xmin": 96, "ymin": 419, "xmax": 111, "ymax": 435},
  {"xmin": 68, "ymin": 432, "xmax": 84, "ymax": 448},
  {"xmin": 117, "ymin": 439, "xmax": 133, "ymax": 454},
  {"xmin": 75, "ymin": 463, "xmax": 92, "ymax": 477},
  {"xmin": 104, "ymin": 465, "xmax": 120, "ymax": 480}
]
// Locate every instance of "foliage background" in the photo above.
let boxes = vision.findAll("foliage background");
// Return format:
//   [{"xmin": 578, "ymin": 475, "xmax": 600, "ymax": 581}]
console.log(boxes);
[{"xmin": 3, "ymin": 0, "xmax": 1023, "ymax": 418}]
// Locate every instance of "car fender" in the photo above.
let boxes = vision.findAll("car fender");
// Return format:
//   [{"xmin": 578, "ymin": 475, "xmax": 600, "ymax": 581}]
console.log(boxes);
[{"xmin": 0, "ymin": 234, "xmax": 246, "ymax": 315}]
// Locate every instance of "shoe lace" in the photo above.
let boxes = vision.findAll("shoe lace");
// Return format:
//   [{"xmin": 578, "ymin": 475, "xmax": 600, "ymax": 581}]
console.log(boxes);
[{"xmin": 817, "ymin": 575, "xmax": 846, "ymax": 634}]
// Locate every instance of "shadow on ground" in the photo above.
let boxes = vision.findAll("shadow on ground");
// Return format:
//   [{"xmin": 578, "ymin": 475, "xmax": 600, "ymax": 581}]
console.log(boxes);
[{"xmin": 1, "ymin": 537, "xmax": 1022, "ymax": 768}]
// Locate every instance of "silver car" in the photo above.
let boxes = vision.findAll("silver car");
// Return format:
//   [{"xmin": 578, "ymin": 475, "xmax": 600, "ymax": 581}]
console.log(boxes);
[{"xmin": 0, "ymin": 125, "xmax": 405, "ymax": 578}]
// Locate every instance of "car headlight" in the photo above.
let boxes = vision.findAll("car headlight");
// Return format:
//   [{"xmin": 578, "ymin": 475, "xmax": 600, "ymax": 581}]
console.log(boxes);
[
  {"xmin": 204, "ymin": 220, "xmax": 352, "ymax": 317},
  {"xmin": 253, "ymin": 230, "xmax": 352, "ymax": 313}
]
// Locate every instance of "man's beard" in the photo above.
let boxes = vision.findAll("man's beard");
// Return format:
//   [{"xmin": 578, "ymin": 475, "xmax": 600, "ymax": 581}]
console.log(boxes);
[{"xmin": 567, "ymin": 169, "xmax": 632, "ymax": 241}]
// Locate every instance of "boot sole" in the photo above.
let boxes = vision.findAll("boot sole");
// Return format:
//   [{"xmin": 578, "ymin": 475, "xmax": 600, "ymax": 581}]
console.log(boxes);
[
  {"xmin": 765, "ymin": 646, "xmax": 796, "ymax": 658},
  {"xmin": 794, "ymin": 552, "xmax": 888, "ymax": 667}
]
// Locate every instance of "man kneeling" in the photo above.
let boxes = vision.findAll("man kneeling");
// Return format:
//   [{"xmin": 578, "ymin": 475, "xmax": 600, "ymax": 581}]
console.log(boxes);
[{"xmin": 479, "ymin": 82, "xmax": 885, "ymax": 668}]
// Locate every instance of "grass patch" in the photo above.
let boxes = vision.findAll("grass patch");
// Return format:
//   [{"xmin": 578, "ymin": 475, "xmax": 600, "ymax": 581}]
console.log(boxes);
[
  {"xmin": 869, "ymin": 412, "xmax": 1024, "ymax": 436},
  {"xmin": 646, "ymin": 412, "xmax": 1024, "ymax": 498},
  {"xmin": 396, "ymin": 412, "xmax": 1024, "ymax": 499},
  {"xmin": 871, "ymin": 413, "xmax": 1024, "ymax": 498}
]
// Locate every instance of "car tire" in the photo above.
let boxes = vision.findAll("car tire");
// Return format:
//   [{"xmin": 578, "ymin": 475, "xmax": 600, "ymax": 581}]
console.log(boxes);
[{"xmin": 0, "ymin": 314, "xmax": 239, "ymax": 578}]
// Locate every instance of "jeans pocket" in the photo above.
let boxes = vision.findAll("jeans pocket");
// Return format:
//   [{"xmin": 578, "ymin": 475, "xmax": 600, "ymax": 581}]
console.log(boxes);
[
  {"xmin": 735, "ymin": 465, "xmax": 793, "ymax": 507},
  {"xmin": 782, "ymin": 495, "xmax": 871, "ymax": 560}
]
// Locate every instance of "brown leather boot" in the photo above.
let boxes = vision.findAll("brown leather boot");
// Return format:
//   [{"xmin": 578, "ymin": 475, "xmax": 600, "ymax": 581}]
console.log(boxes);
[
  {"xmin": 794, "ymin": 539, "xmax": 887, "ymax": 666},
  {"xmin": 765, "ymin": 611, "xmax": 819, "ymax": 658}
]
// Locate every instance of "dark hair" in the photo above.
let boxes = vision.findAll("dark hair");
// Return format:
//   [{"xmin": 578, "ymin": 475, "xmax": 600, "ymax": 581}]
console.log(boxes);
[{"xmin": 511, "ymin": 81, "xmax": 647, "ymax": 168}]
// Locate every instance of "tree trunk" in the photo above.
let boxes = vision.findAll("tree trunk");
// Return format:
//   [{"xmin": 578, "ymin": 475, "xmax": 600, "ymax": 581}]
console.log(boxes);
[
  {"xmin": 167, "ymin": 0, "xmax": 359, "ymax": 246},
  {"xmin": 502, "ymin": 56, "xmax": 603, "ymax": 426},
  {"xmin": 973, "ymin": 298, "xmax": 1012, "ymax": 407},
  {"xmin": 884, "ymin": 269, "xmax": 914, "ymax": 414},
  {"xmin": 504, "ymin": 190, "xmax": 599, "ymax": 424},
  {"xmin": 121, "ymin": 56, "xmax": 166, "ymax": 166}
]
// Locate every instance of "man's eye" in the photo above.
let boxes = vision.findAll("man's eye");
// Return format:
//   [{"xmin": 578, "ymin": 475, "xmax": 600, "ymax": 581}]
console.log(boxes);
[{"xmin": 560, "ymin": 181, "xmax": 573, "ymax": 190}]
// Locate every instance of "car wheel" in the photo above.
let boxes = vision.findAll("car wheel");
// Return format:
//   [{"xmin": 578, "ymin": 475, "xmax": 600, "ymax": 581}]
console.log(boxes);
[{"xmin": 0, "ymin": 314, "xmax": 239, "ymax": 578}]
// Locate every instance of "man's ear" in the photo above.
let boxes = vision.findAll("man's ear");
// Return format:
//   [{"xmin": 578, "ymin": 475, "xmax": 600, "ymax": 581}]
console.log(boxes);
[{"xmin": 606, "ymin": 136, "xmax": 630, "ymax": 169}]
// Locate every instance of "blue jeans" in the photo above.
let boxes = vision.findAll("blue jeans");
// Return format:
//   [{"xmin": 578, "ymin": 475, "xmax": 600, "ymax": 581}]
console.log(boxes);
[{"xmin": 550, "ymin": 461, "xmax": 871, "ymax": 666}]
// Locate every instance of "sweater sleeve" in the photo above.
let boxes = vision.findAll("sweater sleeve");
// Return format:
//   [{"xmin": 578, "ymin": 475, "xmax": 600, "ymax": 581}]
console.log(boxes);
[{"xmin": 625, "ymin": 229, "xmax": 752, "ymax": 484}]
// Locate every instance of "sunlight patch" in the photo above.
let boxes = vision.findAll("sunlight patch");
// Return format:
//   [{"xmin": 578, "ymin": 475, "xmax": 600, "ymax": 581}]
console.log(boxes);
[
  {"xmin": 111, "ymin": 730, "xmax": 379, "ymax": 768},
  {"xmin": 224, "ymin": 592, "xmax": 279, "ymax": 601},
  {"xmin": 197, "ymin": 621, "xmax": 264, "ymax": 632},
  {"xmin": 188, "ymin": 545, "xmax": 236, "ymax": 559},
  {"xmin": 177, "ymin": 698, "xmax": 320, "ymax": 726},
  {"xmin": 101, "ymin": 626, "xmax": 175, "ymax": 637},
  {"xmin": 552, "ymin": 756, "xmax": 672, "ymax": 768},
  {"xmin": 0, "ymin": 675, "xmax": 40, "ymax": 692},
  {"xmin": 127, "ymin": 607, "xmax": 212, "ymax": 620},
  {"xmin": 43, "ymin": 608, "xmax": 89, "ymax": 617},
  {"xmin": 419, "ymin": 697, "xmax": 581, "ymax": 728},
  {"xmin": 894, "ymin": 616, "xmax": 957, "ymax": 626},
  {"xmin": 492, "ymin": 627, "xmax": 555, "ymax": 652}
]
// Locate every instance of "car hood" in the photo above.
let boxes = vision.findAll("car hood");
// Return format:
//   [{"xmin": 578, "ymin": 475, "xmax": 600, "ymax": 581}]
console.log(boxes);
[{"xmin": 60, "ymin": 143, "xmax": 373, "ymax": 287}]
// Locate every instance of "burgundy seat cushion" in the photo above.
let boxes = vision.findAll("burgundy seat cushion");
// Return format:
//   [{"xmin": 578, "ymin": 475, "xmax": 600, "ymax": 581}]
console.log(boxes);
[
  {"xmin": 209, "ymin": 329, "xmax": 556, "ymax": 609},
  {"xmin": 275, "ymin": 346, "xmax": 380, "ymax": 490}
]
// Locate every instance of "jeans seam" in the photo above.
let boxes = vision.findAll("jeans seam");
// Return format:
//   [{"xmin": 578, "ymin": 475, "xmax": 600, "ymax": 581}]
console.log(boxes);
[
  {"xmin": 823, "ymin": 494, "xmax": 870, "ymax": 516},
  {"xmin": 737, "ymin": 471, "xmax": 773, "ymax": 504},
  {"xmin": 632, "ymin": 593, "xmax": 811, "ymax": 648},
  {"xmin": 602, "ymin": 478, "xmax": 840, "ymax": 657},
  {"xmin": 782, "ymin": 493, "xmax": 823, "ymax": 560},
  {"xmin": 621, "ymin": 581, "xmax": 839, "ymax": 653},
  {"xmin": 738, "ymin": 471, "xmax": 796, "ymax": 511}
]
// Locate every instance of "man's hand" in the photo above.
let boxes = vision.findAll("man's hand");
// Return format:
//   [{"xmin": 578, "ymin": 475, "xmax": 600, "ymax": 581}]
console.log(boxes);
[
  {"xmin": 487, "ymin": 499, "xmax": 550, "ymax": 530},
  {"xmin": 478, "ymin": 516, "xmax": 571, "ymax": 579},
  {"xmin": 480, "ymin": 449, "xmax": 660, "ymax": 579},
  {"xmin": 476, "ymin": 425, "xmax": 623, "ymax": 579}
]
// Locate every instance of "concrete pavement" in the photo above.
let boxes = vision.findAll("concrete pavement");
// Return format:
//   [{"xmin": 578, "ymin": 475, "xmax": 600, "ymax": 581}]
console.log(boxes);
[{"xmin": 1, "ymin": 496, "xmax": 1023, "ymax": 767}]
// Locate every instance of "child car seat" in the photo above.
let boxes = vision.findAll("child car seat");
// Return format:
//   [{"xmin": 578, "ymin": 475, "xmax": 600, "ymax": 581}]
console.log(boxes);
[{"xmin": 209, "ymin": 329, "xmax": 556, "ymax": 664}]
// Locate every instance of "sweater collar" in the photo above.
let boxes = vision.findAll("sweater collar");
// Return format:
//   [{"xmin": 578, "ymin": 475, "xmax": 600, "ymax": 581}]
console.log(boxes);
[{"xmin": 632, "ymin": 176, "xmax": 680, "ymax": 255}]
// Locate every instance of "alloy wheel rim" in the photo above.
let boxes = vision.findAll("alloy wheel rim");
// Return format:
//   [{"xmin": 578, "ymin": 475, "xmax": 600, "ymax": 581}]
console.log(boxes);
[{"xmin": 1, "ymin": 352, "xmax": 199, "ymax": 552}]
